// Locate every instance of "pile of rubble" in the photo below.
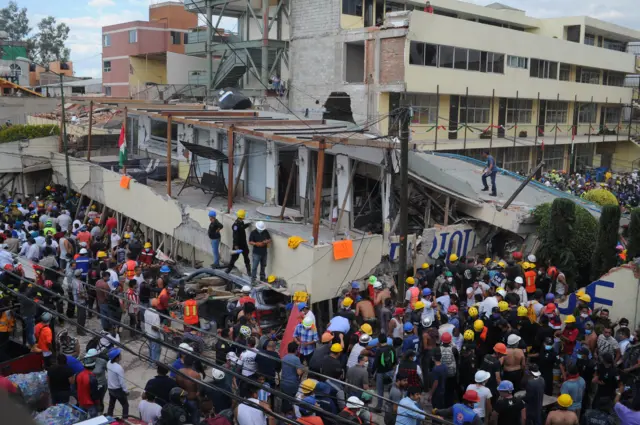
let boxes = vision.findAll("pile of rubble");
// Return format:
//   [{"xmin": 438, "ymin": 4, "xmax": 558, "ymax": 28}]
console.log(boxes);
[{"xmin": 32, "ymin": 102, "xmax": 124, "ymax": 130}]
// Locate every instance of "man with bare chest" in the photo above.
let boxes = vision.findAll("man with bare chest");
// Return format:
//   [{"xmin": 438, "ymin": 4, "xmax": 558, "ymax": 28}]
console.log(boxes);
[
  {"xmin": 545, "ymin": 395, "xmax": 578, "ymax": 425},
  {"xmin": 175, "ymin": 356, "xmax": 202, "ymax": 425},
  {"xmin": 503, "ymin": 334, "xmax": 526, "ymax": 392},
  {"xmin": 356, "ymin": 296, "xmax": 376, "ymax": 326}
]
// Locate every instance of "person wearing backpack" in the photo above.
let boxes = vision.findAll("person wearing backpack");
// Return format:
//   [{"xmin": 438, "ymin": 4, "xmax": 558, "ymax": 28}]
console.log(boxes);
[
  {"xmin": 374, "ymin": 333, "xmax": 397, "ymax": 409},
  {"xmin": 76, "ymin": 353, "xmax": 102, "ymax": 418},
  {"xmin": 440, "ymin": 332, "xmax": 459, "ymax": 407}
]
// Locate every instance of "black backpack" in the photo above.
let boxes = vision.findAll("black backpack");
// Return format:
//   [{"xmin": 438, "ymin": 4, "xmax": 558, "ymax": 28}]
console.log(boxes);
[{"xmin": 378, "ymin": 347, "xmax": 396, "ymax": 370}]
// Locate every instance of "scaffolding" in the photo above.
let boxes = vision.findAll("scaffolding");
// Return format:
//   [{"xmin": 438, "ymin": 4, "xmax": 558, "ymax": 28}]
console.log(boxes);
[{"xmin": 183, "ymin": 0, "xmax": 289, "ymax": 97}]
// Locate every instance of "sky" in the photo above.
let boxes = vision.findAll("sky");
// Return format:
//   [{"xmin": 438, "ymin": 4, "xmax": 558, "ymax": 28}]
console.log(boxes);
[{"xmin": 12, "ymin": 0, "xmax": 640, "ymax": 79}]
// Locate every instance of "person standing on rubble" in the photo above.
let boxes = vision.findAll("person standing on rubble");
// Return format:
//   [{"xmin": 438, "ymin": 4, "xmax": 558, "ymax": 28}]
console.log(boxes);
[
  {"xmin": 482, "ymin": 150, "xmax": 498, "ymax": 197},
  {"xmin": 207, "ymin": 210, "xmax": 223, "ymax": 267},
  {"xmin": 225, "ymin": 210, "xmax": 251, "ymax": 276}
]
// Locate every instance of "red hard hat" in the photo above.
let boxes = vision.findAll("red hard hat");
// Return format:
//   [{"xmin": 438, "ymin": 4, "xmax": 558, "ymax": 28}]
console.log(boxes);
[
  {"xmin": 512, "ymin": 251, "xmax": 523, "ymax": 260},
  {"xmin": 3, "ymin": 264, "xmax": 13, "ymax": 271},
  {"xmin": 447, "ymin": 305, "xmax": 458, "ymax": 314},
  {"xmin": 494, "ymin": 343, "xmax": 507, "ymax": 355},
  {"xmin": 463, "ymin": 390, "xmax": 480, "ymax": 403},
  {"xmin": 547, "ymin": 266, "xmax": 559, "ymax": 279},
  {"xmin": 441, "ymin": 332, "xmax": 452, "ymax": 344}
]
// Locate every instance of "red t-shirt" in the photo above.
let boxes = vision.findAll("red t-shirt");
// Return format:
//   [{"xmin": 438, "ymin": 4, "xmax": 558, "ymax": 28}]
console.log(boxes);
[
  {"xmin": 105, "ymin": 217, "xmax": 117, "ymax": 234},
  {"xmin": 158, "ymin": 288, "xmax": 170, "ymax": 311},
  {"xmin": 562, "ymin": 327, "xmax": 579, "ymax": 354},
  {"xmin": 75, "ymin": 370, "xmax": 96, "ymax": 407},
  {"xmin": 77, "ymin": 231, "xmax": 91, "ymax": 245},
  {"xmin": 424, "ymin": 5, "xmax": 434, "ymax": 13}
]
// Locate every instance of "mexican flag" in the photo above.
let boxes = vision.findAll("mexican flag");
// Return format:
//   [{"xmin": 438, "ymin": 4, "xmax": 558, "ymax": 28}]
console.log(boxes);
[{"xmin": 118, "ymin": 124, "xmax": 127, "ymax": 166}]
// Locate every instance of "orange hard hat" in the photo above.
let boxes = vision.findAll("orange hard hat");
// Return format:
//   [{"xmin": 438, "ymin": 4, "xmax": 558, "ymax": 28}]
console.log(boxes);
[{"xmin": 494, "ymin": 343, "xmax": 507, "ymax": 355}]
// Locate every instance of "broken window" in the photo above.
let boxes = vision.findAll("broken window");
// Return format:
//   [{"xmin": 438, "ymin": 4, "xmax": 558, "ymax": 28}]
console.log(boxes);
[
  {"xmin": 345, "ymin": 42, "xmax": 365, "ymax": 83},
  {"xmin": 342, "ymin": 0, "xmax": 363, "ymax": 16},
  {"xmin": 150, "ymin": 118, "xmax": 178, "ymax": 141}
]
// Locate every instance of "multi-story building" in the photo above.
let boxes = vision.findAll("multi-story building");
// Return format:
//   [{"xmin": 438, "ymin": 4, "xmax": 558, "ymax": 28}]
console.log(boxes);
[
  {"xmin": 0, "ymin": 35, "xmax": 29, "ymax": 88},
  {"xmin": 101, "ymin": 1, "xmax": 205, "ymax": 97},
  {"xmin": 289, "ymin": 0, "xmax": 640, "ymax": 173}
]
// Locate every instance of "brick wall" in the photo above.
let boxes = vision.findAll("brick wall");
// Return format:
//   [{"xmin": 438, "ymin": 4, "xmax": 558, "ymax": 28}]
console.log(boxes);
[{"xmin": 380, "ymin": 37, "xmax": 405, "ymax": 84}]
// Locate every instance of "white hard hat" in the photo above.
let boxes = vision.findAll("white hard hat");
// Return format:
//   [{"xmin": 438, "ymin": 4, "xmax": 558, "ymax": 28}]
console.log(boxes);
[
  {"xmin": 226, "ymin": 352, "xmax": 238, "ymax": 363},
  {"xmin": 507, "ymin": 334, "xmax": 521, "ymax": 346},
  {"xmin": 514, "ymin": 276, "xmax": 524, "ymax": 285},
  {"xmin": 373, "ymin": 281, "xmax": 382, "ymax": 289},
  {"xmin": 79, "ymin": 248, "xmax": 88, "ymax": 255},
  {"xmin": 178, "ymin": 343, "xmax": 194, "ymax": 352},
  {"xmin": 496, "ymin": 289, "xmax": 507, "ymax": 297},
  {"xmin": 241, "ymin": 285, "xmax": 251, "ymax": 293},
  {"xmin": 475, "ymin": 370, "xmax": 491, "ymax": 383},
  {"xmin": 359, "ymin": 334, "xmax": 371, "ymax": 344},
  {"xmin": 211, "ymin": 368, "xmax": 225, "ymax": 380},
  {"xmin": 346, "ymin": 396, "xmax": 364, "ymax": 409},
  {"xmin": 256, "ymin": 221, "xmax": 266, "ymax": 231},
  {"xmin": 527, "ymin": 254, "xmax": 536, "ymax": 263}
]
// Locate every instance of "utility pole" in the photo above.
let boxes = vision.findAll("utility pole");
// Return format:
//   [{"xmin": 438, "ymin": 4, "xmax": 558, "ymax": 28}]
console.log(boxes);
[
  {"xmin": 398, "ymin": 106, "xmax": 411, "ymax": 297},
  {"xmin": 59, "ymin": 72, "xmax": 71, "ymax": 197}
]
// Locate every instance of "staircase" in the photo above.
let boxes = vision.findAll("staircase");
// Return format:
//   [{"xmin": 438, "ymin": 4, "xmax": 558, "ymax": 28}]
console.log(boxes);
[{"xmin": 212, "ymin": 48, "xmax": 281, "ymax": 90}]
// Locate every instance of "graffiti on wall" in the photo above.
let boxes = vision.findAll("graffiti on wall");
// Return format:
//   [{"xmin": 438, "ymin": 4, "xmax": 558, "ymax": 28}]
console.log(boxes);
[{"xmin": 423, "ymin": 224, "xmax": 479, "ymax": 259}]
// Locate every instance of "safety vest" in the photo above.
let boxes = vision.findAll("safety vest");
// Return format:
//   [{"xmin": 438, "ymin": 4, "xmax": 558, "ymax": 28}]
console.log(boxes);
[
  {"xmin": 125, "ymin": 260, "xmax": 137, "ymax": 279},
  {"xmin": 43, "ymin": 227, "xmax": 56, "ymax": 236},
  {"xmin": 452, "ymin": 404, "xmax": 477, "ymax": 425},
  {"xmin": 238, "ymin": 296, "xmax": 255, "ymax": 306},
  {"xmin": 408, "ymin": 286, "xmax": 419, "ymax": 309},
  {"xmin": 524, "ymin": 270, "xmax": 537, "ymax": 294},
  {"xmin": 139, "ymin": 250, "xmax": 154, "ymax": 265},
  {"xmin": 183, "ymin": 299, "xmax": 199, "ymax": 325},
  {"xmin": 0, "ymin": 311, "xmax": 15, "ymax": 332}
]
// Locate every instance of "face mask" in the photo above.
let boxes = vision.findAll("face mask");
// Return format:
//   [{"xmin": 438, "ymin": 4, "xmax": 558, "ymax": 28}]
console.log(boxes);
[
  {"xmin": 577, "ymin": 354, "xmax": 583, "ymax": 359},
  {"xmin": 580, "ymin": 313, "xmax": 588, "ymax": 318},
  {"xmin": 447, "ymin": 277, "xmax": 453, "ymax": 283},
  {"xmin": 585, "ymin": 329, "xmax": 592, "ymax": 335},
  {"xmin": 544, "ymin": 345, "xmax": 553, "ymax": 351}
]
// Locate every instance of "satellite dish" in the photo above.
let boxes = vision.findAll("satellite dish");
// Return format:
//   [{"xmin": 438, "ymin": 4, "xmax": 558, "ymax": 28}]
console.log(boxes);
[{"xmin": 217, "ymin": 88, "xmax": 252, "ymax": 110}]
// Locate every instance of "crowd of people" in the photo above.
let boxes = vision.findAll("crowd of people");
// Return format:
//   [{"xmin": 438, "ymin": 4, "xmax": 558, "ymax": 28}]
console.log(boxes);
[{"xmin": 0, "ymin": 186, "xmax": 640, "ymax": 425}]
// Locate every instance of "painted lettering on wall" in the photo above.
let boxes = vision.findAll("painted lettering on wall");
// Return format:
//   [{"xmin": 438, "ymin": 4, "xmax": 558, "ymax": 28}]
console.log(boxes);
[
  {"xmin": 558, "ymin": 279, "xmax": 614, "ymax": 315},
  {"xmin": 423, "ymin": 224, "xmax": 478, "ymax": 259}
]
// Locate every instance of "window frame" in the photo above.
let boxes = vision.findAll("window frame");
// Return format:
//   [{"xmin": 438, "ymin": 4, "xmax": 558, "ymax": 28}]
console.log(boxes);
[
  {"xmin": 579, "ymin": 67, "xmax": 600, "ymax": 84},
  {"xmin": 530, "ymin": 58, "xmax": 558, "ymax": 79},
  {"xmin": 603, "ymin": 106, "xmax": 622, "ymax": 124},
  {"xmin": 129, "ymin": 29, "xmax": 138, "ymax": 44},
  {"xmin": 506, "ymin": 99, "xmax": 533, "ymax": 124},
  {"xmin": 105, "ymin": 86, "xmax": 112, "ymax": 96},
  {"xmin": 342, "ymin": 0, "xmax": 363, "ymax": 17},
  {"xmin": 584, "ymin": 34, "xmax": 595, "ymax": 46},
  {"xmin": 103, "ymin": 61, "xmax": 112, "ymax": 72},
  {"xmin": 507, "ymin": 55, "xmax": 528, "ymax": 69},
  {"xmin": 578, "ymin": 103, "xmax": 596, "ymax": 124},
  {"xmin": 559, "ymin": 63, "xmax": 570, "ymax": 81},
  {"xmin": 461, "ymin": 96, "xmax": 492, "ymax": 124},
  {"xmin": 545, "ymin": 101, "xmax": 569, "ymax": 124},
  {"xmin": 403, "ymin": 94, "xmax": 438, "ymax": 124},
  {"xmin": 171, "ymin": 31, "xmax": 181, "ymax": 45},
  {"xmin": 9, "ymin": 63, "xmax": 21, "ymax": 77},
  {"xmin": 103, "ymin": 34, "xmax": 111, "ymax": 47}
]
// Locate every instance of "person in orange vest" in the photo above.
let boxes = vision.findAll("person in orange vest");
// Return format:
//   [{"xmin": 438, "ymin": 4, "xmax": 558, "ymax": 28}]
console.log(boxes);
[
  {"xmin": 183, "ymin": 289, "xmax": 200, "ymax": 330},
  {"xmin": 139, "ymin": 242, "xmax": 155, "ymax": 266},
  {"xmin": 524, "ymin": 261, "xmax": 537, "ymax": 295},
  {"xmin": 237, "ymin": 285, "xmax": 255, "ymax": 308},
  {"xmin": 0, "ymin": 292, "xmax": 15, "ymax": 346},
  {"xmin": 119, "ymin": 253, "xmax": 138, "ymax": 280},
  {"xmin": 404, "ymin": 277, "xmax": 419, "ymax": 311}
]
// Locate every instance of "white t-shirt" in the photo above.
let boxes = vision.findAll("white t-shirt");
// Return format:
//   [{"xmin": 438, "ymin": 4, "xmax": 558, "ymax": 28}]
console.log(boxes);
[
  {"xmin": 466, "ymin": 383, "xmax": 492, "ymax": 418},
  {"xmin": 138, "ymin": 399, "xmax": 162, "ymax": 425},
  {"xmin": 436, "ymin": 295, "xmax": 451, "ymax": 312},
  {"xmin": 144, "ymin": 309, "xmax": 161, "ymax": 339},
  {"xmin": 237, "ymin": 398, "xmax": 267, "ymax": 425},
  {"xmin": 347, "ymin": 343, "xmax": 366, "ymax": 368},
  {"xmin": 57, "ymin": 214, "xmax": 72, "ymax": 232},
  {"xmin": 111, "ymin": 233, "xmax": 121, "ymax": 249},
  {"xmin": 479, "ymin": 296, "xmax": 498, "ymax": 317},
  {"xmin": 239, "ymin": 349, "xmax": 258, "ymax": 376}
]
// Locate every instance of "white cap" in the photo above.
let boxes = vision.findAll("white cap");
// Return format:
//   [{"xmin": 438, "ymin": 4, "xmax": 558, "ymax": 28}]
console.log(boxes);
[
  {"xmin": 79, "ymin": 248, "xmax": 88, "ymax": 255},
  {"xmin": 475, "ymin": 370, "xmax": 491, "ymax": 383},
  {"xmin": 514, "ymin": 276, "xmax": 524, "ymax": 285},
  {"xmin": 373, "ymin": 281, "xmax": 382, "ymax": 289},
  {"xmin": 527, "ymin": 254, "xmax": 536, "ymax": 263},
  {"xmin": 346, "ymin": 396, "xmax": 364, "ymax": 409},
  {"xmin": 496, "ymin": 289, "xmax": 506, "ymax": 297},
  {"xmin": 211, "ymin": 368, "xmax": 225, "ymax": 380},
  {"xmin": 507, "ymin": 334, "xmax": 521, "ymax": 346},
  {"xmin": 466, "ymin": 287, "xmax": 474, "ymax": 295},
  {"xmin": 256, "ymin": 221, "xmax": 266, "ymax": 231},
  {"xmin": 178, "ymin": 343, "xmax": 194, "ymax": 352},
  {"xmin": 241, "ymin": 285, "xmax": 251, "ymax": 293}
]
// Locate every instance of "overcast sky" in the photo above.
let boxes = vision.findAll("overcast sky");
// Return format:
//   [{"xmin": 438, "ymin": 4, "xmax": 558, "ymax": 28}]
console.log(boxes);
[{"xmin": 13, "ymin": 0, "xmax": 640, "ymax": 79}]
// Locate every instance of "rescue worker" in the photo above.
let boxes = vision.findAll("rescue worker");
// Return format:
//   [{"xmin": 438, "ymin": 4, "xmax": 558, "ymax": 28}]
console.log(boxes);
[
  {"xmin": 404, "ymin": 277, "xmax": 419, "ymax": 312},
  {"xmin": 76, "ymin": 248, "xmax": 91, "ymax": 280},
  {"xmin": 183, "ymin": 289, "xmax": 199, "ymax": 329},
  {"xmin": 225, "ymin": 210, "xmax": 251, "ymax": 275},
  {"xmin": 0, "ymin": 290, "xmax": 15, "ymax": 346},
  {"xmin": 208, "ymin": 210, "xmax": 223, "ymax": 267},
  {"xmin": 434, "ymin": 389, "xmax": 483, "ymax": 425},
  {"xmin": 43, "ymin": 220, "xmax": 56, "ymax": 237},
  {"xmin": 139, "ymin": 242, "xmax": 155, "ymax": 266},
  {"xmin": 158, "ymin": 387, "xmax": 189, "ymax": 425},
  {"xmin": 524, "ymin": 261, "xmax": 537, "ymax": 295},
  {"xmin": 339, "ymin": 396, "xmax": 365, "ymax": 424},
  {"xmin": 120, "ymin": 253, "xmax": 138, "ymax": 280}
]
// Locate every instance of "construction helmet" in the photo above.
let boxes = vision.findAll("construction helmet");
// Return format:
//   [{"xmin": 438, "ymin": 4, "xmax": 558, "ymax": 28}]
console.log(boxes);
[
  {"xmin": 468, "ymin": 306, "xmax": 478, "ymax": 318},
  {"xmin": 564, "ymin": 314, "xmax": 577, "ymax": 324},
  {"xmin": 97, "ymin": 251, "xmax": 107, "ymax": 259},
  {"xmin": 360, "ymin": 323, "xmax": 373, "ymax": 336},
  {"xmin": 237, "ymin": 209, "xmax": 246, "ymax": 219},
  {"xmin": 497, "ymin": 260, "xmax": 507, "ymax": 269},
  {"xmin": 301, "ymin": 379, "xmax": 317, "ymax": 394},
  {"xmin": 450, "ymin": 253, "xmax": 459, "ymax": 262},
  {"xmin": 557, "ymin": 394, "xmax": 573, "ymax": 408},
  {"xmin": 414, "ymin": 301, "xmax": 425, "ymax": 310},
  {"xmin": 406, "ymin": 277, "xmax": 415, "ymax": 285},
  {"xmin": 464, "ymin": 330, "xmax": 475, "ymax": 341},
  {"xmin": 547, "ymin": 266, "xmax": 559, "ymax": 279},
  {"xmin": 330, "ymin": 343, "xmax": 343, "ymax": 353},
  {"xmin": 144, "ymin": 242, "xmax": 152, "ymax": 249},
  {"xmin": 484, "ymin": 257, "xmax": 492, "ymax": 265},
  {"xmin": 421, "ymin": 263, "xmax": 429, "ymax": 269},
  {"xmin": 517, "ymin": 306, "xmax": 528, "ymax": 317},
  {"xmin": 494, "ymin": 343, "xmax": 507, "ymax": 355},
  {"xmin": 342, "ymin": 297, "xmax": 354, "ymax": 307},
  {"xmin": 267, "ymin": 275, "xmax": 276, "ymax": 283},
  {"xmin": 579, "ymin": 293, "xmax": 591, "ymax": 303},
  {"xmin": 474, "ymin": 319, "xmax": 484, "ymax": 332},
  {"xmin": 498, "ymin": 301, "xmax": 509, "ymax": 312}
]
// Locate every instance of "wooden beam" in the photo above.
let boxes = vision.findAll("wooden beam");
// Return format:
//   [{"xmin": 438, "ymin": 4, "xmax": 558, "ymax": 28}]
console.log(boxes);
[
  {"xmin": 444, "ymin": 196, "xmax": 450, "ymax": 226},
  {"xmin": 123, "ymin": 106, "xmax": 128, "ymax": 174},
  {"xmin": 166, "ymin": 114, "xmax": 172, "ymax": 197},
  {"xmin": 333, "ymin": 160, "xmax": 358, "ymax": 238},
  {"xmin": 279, "ymin": 161, "xmax": 296, "ymax": 220},
  {"xmin": 312, "ymin": 139, "xmax": 326, "ymax": 245},
  {"xmin": 227, "ymin": 126, "xmax": 235, "ymax": 212},
  {"xmin": 83, "ymin": 200, "xmax": 94, "ymax": 224},
  {"xmin": 233, "ymin": 155, "xmax": 247, "ymax": 198},
  {"xmin": 201, "ymin": 119, "xmax": 325, "ymax": 126}
]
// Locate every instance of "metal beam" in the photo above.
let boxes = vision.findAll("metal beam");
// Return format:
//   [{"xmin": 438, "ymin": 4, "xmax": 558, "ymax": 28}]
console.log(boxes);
[
  {"xmin": 312, "ymin": 139, "xmax": 326, "ymax": 245},
  {"xmin": 160, "ymin": 110, "xmax": 257, "ymax": 117},
  {"xmin": 497, "ymin": 160, "xmax": 545, "ymax": 212}
]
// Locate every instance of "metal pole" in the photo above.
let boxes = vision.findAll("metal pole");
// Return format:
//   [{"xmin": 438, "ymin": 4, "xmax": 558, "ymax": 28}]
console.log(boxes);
[
  {"xmin": 463, "ymin": 87, "xmax": 468, "ymax": 150},
  {"xmin": 123, "ymin": 106, "xmax": 128, "ymax": 174},
  {"xmin": 206, "ymin": 2, "xmax": 213, "ymax": 100},
  {"xmin": 166, "ymin": 114, "xmax": 172, "ymax": 197},
  {"xmin": 498, "ymin": 160, "xmax": 545, "ymax": 211},
  {"xmin": 629, "ymin": 94, "xmax": 634, "ymax": 141},
  {"xmin": 444, "ymin": 196, "xmax": 450, "ymax": 225},
  {"xmin": 490, "ymin": 88, "xmax": 495, "ymax": 150},
  {"xmin": 617, "ymin": 98, "xmax": 622, "ymax": 143},
  {"xmin": 59, "ymin": 73, "xmax": 71, "ymax": 197},
  {"xmin": 312, "ymin": 139, "xmax": 326, "ymax": 246},
  {"xmin": 227, "ymin": 126, "xmax": 235, "ymax": 212},
  {"xmin": 261, "ymin": 0, "xmax": 270, "ymax": 92},
  {"xmin": 603, "ymin": 97, "xmax": 608, "ymax": 144},
  {"xmin": 570, "ymin": 95, "xmax": 577, "ymax": 174},
  {"xmin": 328, "ymin": 157, "xmax": 336, "ymax": 229},
  {"xmin": 279, "ymin": 161, "xmax": 296, "ymax": 220},
  {"xmin": 434, "ymin": 85, "xmax": 439, "ymax": 151},
  {"xmin": 513, "ymin": 90, "xmax": 519, "ymax": 147},
  {"xmin": 588, "ymin": 96, "xmax": 593, "ymax": 144},
  {"xmin": 87, "ymin": 100, "xmax": 93, "ymax": 162},
  {"xmin": 398, "ymin": 107, "xmax": 410, "ymax": 297},
  {"xmin": 534, "ymin": 92, "xmax": 540, "ymax": 147},
  {"xmin": 554, "ymin": 93, "xmax": 559, "ymax": 145}
]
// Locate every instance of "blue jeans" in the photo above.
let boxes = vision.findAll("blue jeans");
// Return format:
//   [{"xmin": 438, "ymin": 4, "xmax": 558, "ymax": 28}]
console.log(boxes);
[
  {"xmin": 24, "ymin": 315, "xmax": 35, "ymax": 346},
  {"xmin": 149, "ymin": 340, "xmax": 161, "ymax": 364},
  {"xmin": 376, "ymin": 370, "xmax": 395, "ymax": 408},
  {"xmin": 251, "ymin": 252, "xmax": 267, "ymax": 280},
  {"xmin": 482, "ymin": 171, "xmax": 497, "ymax": 194},
  {"xmin": 98, "ymin": 304, "xmax": 111, "ymax": 331},
  {"xmin": 211, "ymin": 239, "xmax": 220, "ymax": 266},
  {"xmin": 185, "ymin": 399, "xmax": 200, "ymax": 425}
]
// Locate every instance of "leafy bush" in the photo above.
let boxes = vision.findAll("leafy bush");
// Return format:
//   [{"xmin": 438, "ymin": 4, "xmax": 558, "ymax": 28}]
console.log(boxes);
[
  {"xmin": 583, "ymin": 188, "xmax": 619, "ymax": 207},
  {"xmin": 0, "ymin": 124, "xmax": 60, "ymax": 143},
  {"xmin": 534, "ymin": 201, "xmax": 597, "ymax": 288},
  {"xmin": 537, "ymin": 199, "xmax": 578, "ymax": 287},
  {"xmin": 627, "ymin": 210, "xmax": 640, "ymax": 261},
  {"xmin": 591, "ymin": 205, "xmax": 621, "ymax": 280}
]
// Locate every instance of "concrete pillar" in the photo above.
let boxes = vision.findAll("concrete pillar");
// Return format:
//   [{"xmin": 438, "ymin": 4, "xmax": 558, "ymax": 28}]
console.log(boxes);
[
  {"xmin": 381, "ymin": 166, "xmax": 392, "ymax": 243},
  {"xmin": 266, "ymin": 140, "xmax": 277, "ymax": 204},
  {"xmin": 336, "ymin": 154, "xmax": 352, "ymax": 229},
  {"xmin": 298, "ymin": 146, "xmax": 309, "ymax": 208}
]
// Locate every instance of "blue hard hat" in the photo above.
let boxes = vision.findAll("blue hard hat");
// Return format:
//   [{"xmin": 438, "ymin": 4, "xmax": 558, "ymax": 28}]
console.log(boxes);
[
  {"xmin": 297, "ymin": 302, "xmax": 308, "ymax": 310},
  {"xmin": 423, "ymin": 288, "xmax": 432, "ymax": 296},
  {"xmin": 108, "ymin": 348, "xmax": 122, "ymax": 361},
  {"xmin": 403, "ymin": 322, "xmax": 414, "ymax": 332},
  {"xmin": 545, "ymin": 293, "xmax": 555, "ymax": 302},
  {"xmin": 30, "ymin": 231, "xmax": 38, "ymax": 238},
  {"xmin": 208, "ymin": 210, "xmax": 217, "ymax": 217},
  {"xmin": 497, "ymin": 380, "xmax": 514, "ymax": 392},
  {"xmin": 351, "ymin": 281, "xmax": 360, "ymax": 289},
  {"xmin": 160, "ymin": 265, "xmax": 171, "ymax": 273}
]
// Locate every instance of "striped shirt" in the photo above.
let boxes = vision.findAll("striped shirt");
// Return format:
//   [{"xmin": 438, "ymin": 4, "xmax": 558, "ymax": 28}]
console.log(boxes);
[
  {"xmin": 126, "ymin": 289, "xmax": 139, "ymax": 314},
  {"xmin": 258, "ymin": 382, "xmax": 271, "ymax": 402}
]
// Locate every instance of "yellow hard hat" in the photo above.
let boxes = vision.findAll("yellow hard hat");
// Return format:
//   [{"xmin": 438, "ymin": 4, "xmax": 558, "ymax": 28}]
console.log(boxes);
[
  {"xmin": 517, "ymin": 306, "xmax": 528, "ymax": 317},
  {"xmin": 45, "ymin": 185, "xmax": 51, "ymax": 191},
  {"xmin": 498, "ymin": 261, "xmax": 507, "ymax": 269},
  {"xmin": 564, "ymin": 314, "xmax": 576, "ymax": 324},
  {"xmin": 97, "ymin": 251, "xmax": 107, "ymax": 259},
  {"xmin": 414, "ymin": 301, "xmax": 425, "ymax": 310},
  {"xmin": 576, "ymin": 289, "xmax": 585, "ymax": 297},
  {"xmin": 301, "ymin": 379, "xmax": 317, "ymax": 393},
  {"xmin": 464, "ymin": 330, "xmax": 475, "ymax": 341},
  {"xmin": 557, "ymin": 394, "xmax": 573, "ymax": 408},
  {"xmin": 124, "ymin": 234, "xmax": 131, "ymax": 239},
  {"xmin": 522, "ymin": 262, "xmax": 531, "ymax": 270},
  {"xmin": 237, "ymin": 209, "xmax": 246, "ymax": 219},
  {"xmin": 91, "ymin": 204, "xmax": 96, "ymax": 210},
  {"xmin": 484, "ymin": 257, "xmax": 492, "ymax": 265},
  {"xmin": 450, "ymin": 254, "xmax": 459, "ymax": 262},
  {"xmin": 579, "ymin": 293, "xmax": 591, "ymax": 303},
  {"xmin": 267, "ymin": 275, "xmax": 276, "ymax": 283},
  {"xmin": 144, "ymin": 242, "xmax": 152, "ymax": 249},
  {"xmin": 474, "ymin": 320, "xmax": 485, "ymax": 332},
  {"xmin": 498, "ymin": 301, "xmax": 509, "ymax": 312},
  {"xmin": 330, "ymin": 343, "xmax": 343, "ymax": 353},
  {"xmin": 406, "ymin": 277, "xmax": 415, "ymax": 285},
  {"xmin": 421, "ymin": 263, "xmax": 429, "ymax": 269},
  {"xmin": 360, "ymin": 324, "xmax": 373, "ymax": 336},
  {"xmin": 468, "ymin": 307, "xmax": 478, "ymax": 318},
  {"xmin": 342, "ymin": 297, "xmax": 353, "ymax": 307}
]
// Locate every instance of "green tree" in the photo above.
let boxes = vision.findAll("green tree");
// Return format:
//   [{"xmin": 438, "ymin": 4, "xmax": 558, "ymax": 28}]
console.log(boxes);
[
  {"xmin": 536, "ymin": 199, "xmax": 578, "ymax": 288},
  {"xmin": 29, "ymin": 16, "xmax": 71, "ymax": 64},
  {"xmin": 626, "ymin": 210, "xmax": 640, "ymax": 261},
  {"xmin": 0, "ymin": 1, "xmax": 30, "ymax": 41},
  {"xmin": 591, "ymin": 205, "xmax": 621, "ymax": 280}
]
